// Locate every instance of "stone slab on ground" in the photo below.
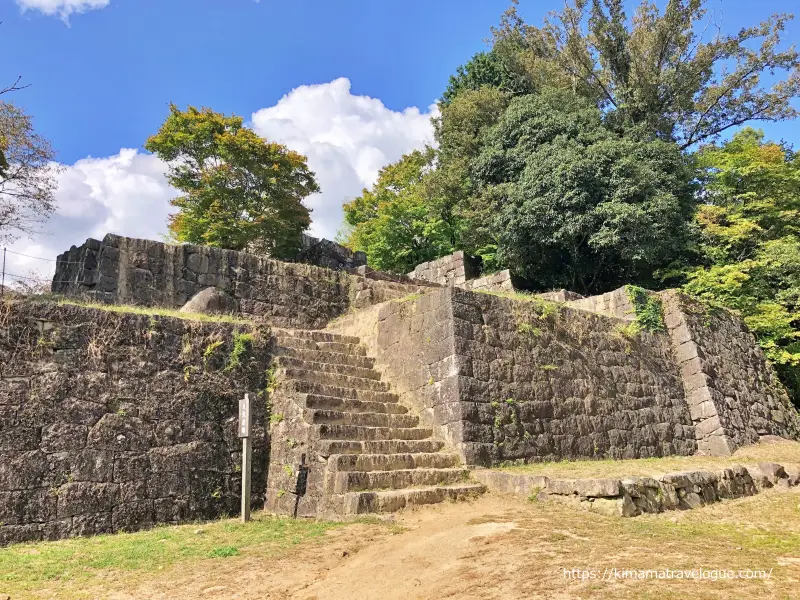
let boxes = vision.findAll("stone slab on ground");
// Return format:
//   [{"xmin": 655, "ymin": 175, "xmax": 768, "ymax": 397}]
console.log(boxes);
[{"xmin": 473, "ymin": 461, "xmax": 799, "ymax": 517}]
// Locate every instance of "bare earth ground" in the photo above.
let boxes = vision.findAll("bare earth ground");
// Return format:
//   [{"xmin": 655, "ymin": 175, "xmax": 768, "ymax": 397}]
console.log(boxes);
[
  {"xmin": 7, "ymin": 439, "xmax": 800, "ymax": 600},
  {"xmin": 12, "ymin": 488, "xmax": 798, "ymax": 600}
]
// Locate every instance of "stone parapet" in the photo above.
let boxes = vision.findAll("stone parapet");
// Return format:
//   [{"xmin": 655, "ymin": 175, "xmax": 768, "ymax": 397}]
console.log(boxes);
[{"xmin": 52, "ymin": 235, "xmax": 429, "ymax": 329}]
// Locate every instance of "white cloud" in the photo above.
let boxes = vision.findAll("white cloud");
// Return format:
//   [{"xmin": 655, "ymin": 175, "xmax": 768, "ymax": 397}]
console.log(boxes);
[
  {"xmin": 16, "ymin": 0, "xmax": 110, "ymax": 20},
  {"xmin": 251, "ymin": 77, "xmax": 438, "ymax": 240},
  {"xmin": 6, "ymin": 150, "xmax": 173, "ymax": 285},
  {"xmin": 6, "ymin": 78, "xmax": 437, "ymax": 284}
]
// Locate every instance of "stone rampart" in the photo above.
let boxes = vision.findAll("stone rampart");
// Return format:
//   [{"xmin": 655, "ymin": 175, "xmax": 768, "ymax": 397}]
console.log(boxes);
[
  {"xmin": 662, "ymin": 291, "xmax": 800, "ymax": 455},
  {"xmin": 0, "ymin": 300, "xmax": 272, "ymax": 545},
  {"xmin": 331, "ymin": 287, "xmax": 800, "ymax": 465},
  {"xmin": 296, "ymin": 234, "xmax": 367, "ymax": 271},
  {"xmin": 332, "ymin": 288, "xmax": 696, "ymax": 465},
  {"xmin": 53, "ymin": 235, "xmax": 430, "ymax": 329},
  {"xmin": 406, "ymin": 251, "xmax": 482, "ymax": 287}
]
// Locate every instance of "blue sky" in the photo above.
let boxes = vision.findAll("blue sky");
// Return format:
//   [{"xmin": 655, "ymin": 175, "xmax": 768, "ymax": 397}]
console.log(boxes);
[{"xmin": 2, "ymin": 0, "xmax": 799, "ymax": 280}]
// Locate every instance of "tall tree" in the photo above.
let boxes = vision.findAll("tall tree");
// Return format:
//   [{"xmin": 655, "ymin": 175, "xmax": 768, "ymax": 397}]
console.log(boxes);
[
  {"xmin": 342, "ymin": 148, "xmax": 455, "ymax": 273},
  {"xmin": 490, "ymin": 0, "xmax": 800, "ymax": 148},
  {"xmin": 682, "ymin": 128, "xmax": 800, "ymax": 405},
  {"xmin": 479, "ymin": 91, "xmax": 696, "ymax": 293},
  {"xmin": 0, "ymin": 100, "xmax": 58, "ymax": 244},
  {"xmin": 145, "ymin": 104, "xmax": 319, "ymax": 258}
]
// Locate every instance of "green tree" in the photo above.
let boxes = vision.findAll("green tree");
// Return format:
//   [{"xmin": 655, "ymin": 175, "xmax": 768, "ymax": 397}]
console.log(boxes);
[
  {"xmin": 489, "ymin": 0, "xmax": 800, "ymax": 148},
  {"xmin": 441, "ymin": 50, "xmax": 532, "ymax": 106},
  {"xmin": 145, "ymin": 104, "xmax": 319, "ymax": 258},
  {"xmin": 682, "ymin": 128, "xmax": 800, "ymax": 405},
  {"xmin": 0, "ymin": 100, "xmax": 58, "ymax": 244},
  {"xmin": 342, "ymin": 148, "xmax": 455, "ymax": 273},
  {"xmin": 477, "ymin": 91, "xmax": 696, "ymax": 293}
]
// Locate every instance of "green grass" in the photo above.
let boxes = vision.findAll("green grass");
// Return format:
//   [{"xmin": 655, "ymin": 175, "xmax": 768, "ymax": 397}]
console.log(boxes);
[
  {"xmin": 0, "ymin": 514, "xmax": 344, "ymax": 596},
  {"xmin": 29, "ymin": 296, "xmax": 253, "ymax": 325}
]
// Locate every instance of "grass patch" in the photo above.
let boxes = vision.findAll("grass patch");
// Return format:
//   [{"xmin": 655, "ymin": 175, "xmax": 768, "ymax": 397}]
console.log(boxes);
[
  {"xmin": 498, "ymin": 439, "xmax": 800, "ymax": 479},
  {"xmin": 625, "ymin": 285, "xmax": 665, "ymax": 332},
  {"xmin": 28, "ymin": 296, "xmax": 253, "ymax": 325},
  {"xmin": 207, "ymin": 546, "xmax": 239, "ymax": 558},
  {"xmin": 0, "ymin": 513, "xmax": 345, "ymax": 597},
  {"xmin": 393, "ymin": 292, "xmax": 422, "ymax": 303}
]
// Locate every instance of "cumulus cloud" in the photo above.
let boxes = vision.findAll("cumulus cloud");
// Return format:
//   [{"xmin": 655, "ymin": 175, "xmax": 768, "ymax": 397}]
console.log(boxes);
[
  {"xmin": 6, "ymin": 150, "xmax": 173, "ymax": 285},
  {"xmin": 252, "ymin": 77, "xmax": 438, "ymax": 240},
  {"xmin": 6, "ymin": 78, "xmax": 437, "ymax": 283},
  {"xmin": 16, "ymin": 0, "xmax": 110, "ymax": 20}
]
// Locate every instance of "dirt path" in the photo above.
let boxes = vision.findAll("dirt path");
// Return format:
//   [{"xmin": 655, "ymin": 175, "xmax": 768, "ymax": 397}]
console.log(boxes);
[{"xmin": 69, "ymin": 489, "xmax": 800, "ymax": 600}]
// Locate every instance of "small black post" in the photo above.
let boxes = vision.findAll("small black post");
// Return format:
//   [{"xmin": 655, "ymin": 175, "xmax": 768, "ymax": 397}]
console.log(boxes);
[{"xmin": 292, "ymin": 453, "xmax": 310, "ymax": 519}]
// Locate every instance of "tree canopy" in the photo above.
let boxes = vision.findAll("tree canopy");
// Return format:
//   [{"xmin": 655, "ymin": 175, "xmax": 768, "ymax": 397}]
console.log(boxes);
[
  {"xmin": 339, "ymin": 0, "xmax": 800, "ymax": 405},
  {"xmin": 0, "ymin": 100, "xmax": 58, "ymax": 244},
  {"xmin": 682, "ymin": 128, "xmax": 800, "ymax": 402},
  {"xmin": 488, "ymin": 0, "xmax": 800, "ymax": 148},
  {"xmin": 482, "ymin": 91, "xmax": 696, "ymax": 293},
  {"xmin": 145, "ymin": 104, "xmax": 319, "ymax": 258}
]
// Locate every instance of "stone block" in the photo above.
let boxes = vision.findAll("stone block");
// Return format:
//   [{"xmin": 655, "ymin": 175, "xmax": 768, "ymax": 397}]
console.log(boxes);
[
  {"xmin": 56, "ymin": 482, "xmax": 120, "ymax": 518},
  {"xmin": 41, "ymin": 423, "xmax": 88, "ymax": 452}
]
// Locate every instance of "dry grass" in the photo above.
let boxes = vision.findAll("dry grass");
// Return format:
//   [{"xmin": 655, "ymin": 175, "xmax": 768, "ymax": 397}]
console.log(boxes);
[
  {"xmin": 3, "ymin": 490, "xmax": 800, "ymax": 599},
  {"xmin": 499, "ymin": 438, "xmax": 800, "ymax": 479},
  {"xmin": 21, "ymin": 296, "xmax": 254, "ymax": 325}
]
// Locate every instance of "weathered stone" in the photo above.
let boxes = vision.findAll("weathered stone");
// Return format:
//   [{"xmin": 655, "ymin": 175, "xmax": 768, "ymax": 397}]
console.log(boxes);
[
  {"xmin": 179, "ymin": 287, "xmax": 239, "ymax": 315},
  {"xmin": 41, "ymin": 423, "xmax": 88, "ymax": 452},
  {"xmin": 758, "ymin": 462, "xmax": 788, "ymax": 484},
  {"xmin": 56, "ymin": 482, "xmax": 120, "ymax": 518},
  {"xmin": 0, "ymin": 300, "xmax": 272, "ymax": 545}
]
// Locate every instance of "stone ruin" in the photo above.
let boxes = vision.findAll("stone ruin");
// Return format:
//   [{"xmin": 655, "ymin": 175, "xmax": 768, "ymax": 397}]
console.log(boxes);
[{"xmin": 1, "ymin": 234, "xmax": 799, "ymax": 543}]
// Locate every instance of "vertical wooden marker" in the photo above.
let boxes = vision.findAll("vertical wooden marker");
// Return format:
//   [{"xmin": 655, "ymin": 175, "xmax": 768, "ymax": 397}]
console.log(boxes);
[{"xmin": 238, "ymin": 393, "xmax": 252, "ymax": 523}]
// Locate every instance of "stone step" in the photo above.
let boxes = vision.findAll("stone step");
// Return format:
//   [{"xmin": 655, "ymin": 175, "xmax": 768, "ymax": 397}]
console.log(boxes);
[
  {"xmin": 306, "ymin": 409, "xmax": 419, "ymax": 428},
  {"xmin": 342, "ymin": 483, "xmax": 486, "ymax": 515},
  {"xmin": 328, "ymin": 452, "xmax": 462, "ymax": 473},
  {"xmin": 278, "ymin": 356, "xmax": 381, "ymax": 380},
  {"xmin": 275, "ymin": 329, "xmax": 361, "ymax": 345},
  {"xmin": 315, "ymin": 423, "xmax": 433, "ymax": 441},
  {"xmin": 317, "ymin": 439, "xmax": 445, "ymax": 456},
  {"xmin": 304, "ymin": 395, "xmax": 407, "ymax": 415},
  {"xmin": 330, "ymin": 468, "xmax": 471, "ymax": 493},
  {"xmin": 316, "ymin": 341, "xmax": 366, "ymax": 355},
  {"xmin": 279, "ymin": 348, "xmax": 375, "ymax": 369},
  {"xmin": 283, "ymin": 367, "xmax": 389, "ymax": 392},
  {"xmin": 286, "ymin": 380, "xmax": 398, "ymax": 403},
  {"xmin": 276, "ymin": 336, "xmax": 365, "ymax": 355}
]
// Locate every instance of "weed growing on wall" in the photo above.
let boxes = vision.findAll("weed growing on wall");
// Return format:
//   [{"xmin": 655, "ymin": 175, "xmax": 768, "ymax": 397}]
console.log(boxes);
[
  {"xmin": 226, "ymin": 330, "xmax": 255, "ymax": 371},
  {"xmin": 625, "ymin": 285, "xmax": 665, "ymax": 332}
]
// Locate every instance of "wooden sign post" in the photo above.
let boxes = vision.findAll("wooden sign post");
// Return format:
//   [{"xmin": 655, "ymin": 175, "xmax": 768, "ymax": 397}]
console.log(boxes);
[{"xmin": 238, "ymin": 393, "xmax": 253, "ymax": 523}]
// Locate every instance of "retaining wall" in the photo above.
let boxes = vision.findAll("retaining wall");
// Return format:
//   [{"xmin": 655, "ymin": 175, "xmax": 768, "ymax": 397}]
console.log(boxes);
[
  {"xmin": 53, "ymin": 235, "xmax": 428, "ymax": 329},
  {"xmin": 332, "ymin": 287, "xmax": 800, "ymax": 465},
  {"xmin": 0, "ymin": 300, "xmax": 272, "ymax": 545}
]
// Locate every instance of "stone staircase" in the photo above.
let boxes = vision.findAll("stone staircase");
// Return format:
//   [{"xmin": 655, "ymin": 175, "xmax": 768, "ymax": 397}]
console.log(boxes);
[{"xmin": 265, "ymin": 329, "xmax": 483, "ymax": 518}]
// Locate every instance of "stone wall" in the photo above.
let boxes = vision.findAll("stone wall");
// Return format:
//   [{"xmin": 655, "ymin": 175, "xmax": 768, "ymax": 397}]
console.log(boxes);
[
  {"xmin": 296, "ymin": 234, "xmax": 367, "ymax": 271},
  {"xmin": 462, "ymin": 270, "xmax": 516, "ymax": 293},
  {"xmin": 0, "ymin": 300, "xmax": 272, "ymax": 545},
  {"xmin": 473, "ymin": 461, "xmax": 799, "ymax": 517},
  {"xmin": 332, "ymin": 288, "xmax": 698, "ymax": 466},
  {"xmin": 662, "ymin": 291, "xmax": 800, "ymax": 455},
  {"xmin": 53, "ymin": 235, "xmax": 429, "ymax": 329},
  {"xmin": 449, "ymin": 288, "xmax": 697, "ymax": 465},
  {"xmin": 407, "ymin": 251, "xmax": 482, "ymax": 287},
  {"xmin": 564, "ymin": 287, "xmax": 638, "ymax": 321}
]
